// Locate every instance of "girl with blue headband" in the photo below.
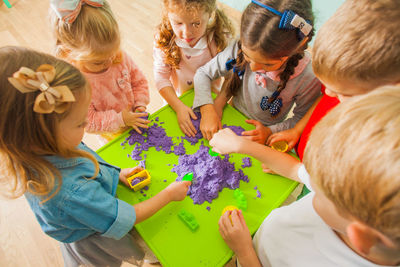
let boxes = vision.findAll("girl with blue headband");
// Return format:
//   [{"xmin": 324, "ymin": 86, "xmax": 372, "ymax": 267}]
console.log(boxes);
[{"xmin": 193, "ymin": 0, "xmax": 321, "ymax": 142}]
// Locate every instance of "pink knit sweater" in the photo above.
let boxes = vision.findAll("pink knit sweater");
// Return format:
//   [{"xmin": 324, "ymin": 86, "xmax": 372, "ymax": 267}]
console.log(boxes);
[{"xmin": 84, "ymin": 51, "xmax": 149, "ymax": 133}]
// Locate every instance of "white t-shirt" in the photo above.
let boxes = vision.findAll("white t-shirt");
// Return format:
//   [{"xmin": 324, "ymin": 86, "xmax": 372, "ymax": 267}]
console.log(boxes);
[{"xmin": 250, "ymin": 164, "xmax": 397, "ymax": 267}]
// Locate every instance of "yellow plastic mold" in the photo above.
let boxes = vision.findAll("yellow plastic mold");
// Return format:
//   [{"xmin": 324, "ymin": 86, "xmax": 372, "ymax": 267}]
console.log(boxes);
[{"xmin": 127, "ymin": 169, "xmax": 151, "ymax": 191}]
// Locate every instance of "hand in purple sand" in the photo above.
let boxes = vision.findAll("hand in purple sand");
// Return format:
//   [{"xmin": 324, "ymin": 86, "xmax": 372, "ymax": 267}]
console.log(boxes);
[
  {"xmin": 199, "ymin": 104, "xmax": 222, "ymax": 140},
  {"xmin": 176, "ymin": 104, "xmax": 198, "ymax": 137},
  {"xmin": 122, "ymin": 109, "xmax": 150, "ymax": 134}
]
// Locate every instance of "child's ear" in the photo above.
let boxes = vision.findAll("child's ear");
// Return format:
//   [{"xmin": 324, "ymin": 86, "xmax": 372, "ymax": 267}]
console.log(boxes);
[{"xmin": 347, "ymin": 221, "xmax": 396, "ymax": 256}]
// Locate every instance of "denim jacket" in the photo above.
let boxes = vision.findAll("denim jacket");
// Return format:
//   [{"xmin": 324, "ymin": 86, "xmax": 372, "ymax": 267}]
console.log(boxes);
[{"xmin": 25, "ymin": 143, "xmax": 136, "ymax": 243}]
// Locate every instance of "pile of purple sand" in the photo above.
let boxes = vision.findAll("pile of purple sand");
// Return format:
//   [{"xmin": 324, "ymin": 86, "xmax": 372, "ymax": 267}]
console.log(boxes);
[
  {"xmin": 122, "ymin": 120, "xmax": 184, "ymax": 160},
  {"xmin": 172, "ymin": 144, "xmax": 249, "ymax": 204},
  {"xmin": 182, "ymin": 112, "xmax": 246, "ymax": 145}
]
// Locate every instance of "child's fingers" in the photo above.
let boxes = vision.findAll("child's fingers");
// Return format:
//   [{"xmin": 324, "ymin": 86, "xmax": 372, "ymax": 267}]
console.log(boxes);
[
  {"xmin": 132, "ymin": 112, "xmax": 148, "ymax": 117},
  {"xmin": 245, "ymin": 119, "xmax": 261, "ymax": 127},
  {"xmin": 184, "ymin": 121, "xmax": 196, "ymax": 136},
  {"xmin": 181, "ymin": 180, "xmax": 192, "ymax": 187},
  {"xmin": 128, "ymin": 166, "xmax": 144, "ymax": 175},
  {"xmin": 182, "ymin": 123, "xmax": 195, "ymax": 137},
  {"xmin": 189, "ymin": 109, "xmax": 198, "ymax": 120},
  {"xmin": 267, "ymin": 135, "xmax": 282, "ymax": 146},
  {"xmin": 242, "ymin": 129, "xmax": 258, "ymax": 136},
  {"xmin": 230, "ymin": 210, "xmax": 241, "ymax": 227},
  {"xmin": 136, "ymin": 118, "xmax": 150, "ymax": 124},
  {"xmin": 187, "ymin": 120, "xmax": 197, "ymax": 135},
  {"xmin": 132, "ymin": 125, "xmax": 142, "ymax": 134},
  {"xmin": 135, "ymin": 122, "xmax": 149, "ymax": 129}
]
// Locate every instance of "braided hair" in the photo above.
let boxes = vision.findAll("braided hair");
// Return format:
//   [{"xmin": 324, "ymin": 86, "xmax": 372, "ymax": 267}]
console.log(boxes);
[{"xmin": 223, "ymin": 0, "xmax": 314, "ymax": 115}]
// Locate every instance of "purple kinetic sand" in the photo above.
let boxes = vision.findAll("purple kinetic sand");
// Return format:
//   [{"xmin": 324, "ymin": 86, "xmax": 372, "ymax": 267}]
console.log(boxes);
[
  {"xmin": 241, "ymin": 157, "xmax": 252, "ymax": 168},
  {"xmin": 174, "ymin": 141, "xmax": 186, "ymax": 156},
  {"xmin": 256, "ymin": 190, "xmax": 262, "ymax": 198},
  {"xmin": 222, "ymin": 124, "xmax": 245, "ymax": 136},
  {"xmin": 138, "ymin": 160, "xmax": 146, "ymax": 169},
  {"xmin": 172, "ymin": 144, "xmax": 249, "ymax": 204},
  {"xmin": 131, "ymin": 177, "xmax": 144, "ymax": 186},
  {"xmin": 206, "ymin": 206, "xmax": 211, "ymax": 211},
  {"xmin": 124, "ymin": 118, "xmax": 175, "ymax": 159}
]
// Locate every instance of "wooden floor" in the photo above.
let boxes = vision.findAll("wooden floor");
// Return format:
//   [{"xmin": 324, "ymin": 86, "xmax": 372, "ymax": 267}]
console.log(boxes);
[{"xmin": 0, "ymin": 0, "xmax": 239, "ymax": 266}]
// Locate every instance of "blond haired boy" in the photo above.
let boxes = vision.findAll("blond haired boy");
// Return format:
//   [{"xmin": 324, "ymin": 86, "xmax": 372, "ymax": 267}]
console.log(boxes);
[
  {"xmin": 211, "ymin": 86, "xmax": 400, "ymax": 266},
  {"xmin": 267, "ymin": 0, "xmax": 400, "ymax": 160}
]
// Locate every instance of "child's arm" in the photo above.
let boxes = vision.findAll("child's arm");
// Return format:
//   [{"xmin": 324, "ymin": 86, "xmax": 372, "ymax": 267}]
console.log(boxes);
[
  {"xmin": 193, "ymin": 41, "xmax": 239, "ymax": 140},
  {"xmin": 219, "ymin": 210, "xmax": 262, "ymax": 267},
  {"xmin": 159, "ymin": 86, "xmax": 198, "ymax": 137},
  {"xmin": 119, "ymin": 167, "xmax": 191, "ymax": 224},
  {"xmin": 133, "ymin": 181, "xmax": 191, "ymax": 224},
  {"xmin": 210, "ymin": 128, "xmax": 302, "ymax": 182},
  {"xmin": 267, "ymin": 95, "xmax": 322, "ymax": 150},
  {"xmin": 153, "ymin": 46, "xmax": 198, "ymax": 137},
  {"xmin": 213, "ymin": 85, "xmax": 232, "ymax": 119}
]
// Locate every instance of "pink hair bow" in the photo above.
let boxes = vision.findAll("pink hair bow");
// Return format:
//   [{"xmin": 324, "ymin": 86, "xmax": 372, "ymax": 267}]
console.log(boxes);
[{"xmin": 50, "ymin": 0, "xmax": 104, "ymax": 23}]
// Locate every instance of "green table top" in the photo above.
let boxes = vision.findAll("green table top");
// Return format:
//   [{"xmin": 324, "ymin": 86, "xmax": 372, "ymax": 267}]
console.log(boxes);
[{"xmin": 97, "ymin": 90, "xmax": 297, "ymax": 267}]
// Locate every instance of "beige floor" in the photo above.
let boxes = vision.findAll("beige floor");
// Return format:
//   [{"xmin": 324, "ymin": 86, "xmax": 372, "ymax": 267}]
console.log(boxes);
[{"xmin": 0, "ymin": 0, "xmax": 239, "ymax": 266}]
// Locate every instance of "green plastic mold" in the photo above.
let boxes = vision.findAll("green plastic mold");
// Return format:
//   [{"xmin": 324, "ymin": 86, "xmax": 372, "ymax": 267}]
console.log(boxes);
[
  {"xmin": 234, "ymin": 189, "xmax": 247, "ymax": 211},
  {"xmin": 178, "ymin": 209, "xmax": 199, "ymax": 232}
]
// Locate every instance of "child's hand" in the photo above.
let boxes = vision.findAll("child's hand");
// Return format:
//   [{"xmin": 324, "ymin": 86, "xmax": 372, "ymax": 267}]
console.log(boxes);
[
  {"xmin": 122, "ymin": 109, "xmax": 150, "ymax": 134},
  {"xmin": 119, "ymin": 166, "xmax": 144, "ymax": 187},
  {"xmin": 266, "ymin": 128, "xmax": 300, "ymax": 151},
  {"xmin": 210, "ymin": 128, "xmax": 247, "ymax": 154},
  {"xmin": 164, "ymin": 181, "xmax": 191, "ymax": 201},
  {"xmin": 218, "ymin": 210, "xmax": 254, "ymax": 257},
  {"xmin": 242, "ymin": 120, "xmax": 272, "ymax": 145},
  {"xmin": 176, "ymin": 103, "xmax": 198, "ymax": 137},
  {"xmin": 261, "ymin": 163, "xmax": 276, "ymax": 174},
  {"xmin": 200, "ymin": 104, "xmax": 222, "ymax": 140},
  {"xmin": 134, "ymin": 106, "xmax": 146, "ymax": 113}
]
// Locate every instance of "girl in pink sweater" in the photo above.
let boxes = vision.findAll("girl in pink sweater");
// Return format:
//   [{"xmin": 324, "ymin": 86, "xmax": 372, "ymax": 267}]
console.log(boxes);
[
  {"xmin": 153, "ymin": 0, "xmax": 234, "ymax": 137},
  {"xmin": 50, "ymin": 0, "xmax": 150, "ymax": 139}
]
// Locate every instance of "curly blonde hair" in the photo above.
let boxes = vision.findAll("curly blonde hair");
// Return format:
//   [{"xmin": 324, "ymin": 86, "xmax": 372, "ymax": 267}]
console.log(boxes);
[
  {"xmin": 0, "ymin": 46, "xmax": 99, "ymax": 202},
  {"xmin": 155, "ymin": 0, "xmax": 235, "ymax": 69}
]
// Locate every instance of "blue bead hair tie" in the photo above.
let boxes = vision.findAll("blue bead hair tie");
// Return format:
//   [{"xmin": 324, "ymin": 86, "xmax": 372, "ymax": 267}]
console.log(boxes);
[
  {"xmin": 226, "ymin": 58, "xmax": 244, "ymax": 78},
  {"xmin": 225, "ymin": 58, "xmax": 236, "ymax": 71},
  {"xmin": 251, "ymin": 0, "xmax": 313, "ymax": 40}
]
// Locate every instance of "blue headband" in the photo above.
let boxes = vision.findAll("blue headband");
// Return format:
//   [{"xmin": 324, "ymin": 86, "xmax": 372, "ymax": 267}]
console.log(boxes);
[{"xmin": 251, "ymin": 0, "xmax": 313, "ymax": 40}]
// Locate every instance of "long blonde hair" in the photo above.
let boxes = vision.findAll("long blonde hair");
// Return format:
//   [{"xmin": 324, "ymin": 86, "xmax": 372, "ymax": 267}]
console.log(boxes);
[
  {"xmin": 0, "ymin": 46, "xmax": 99, "ymax": 202},
  {"xmin": 50, "ymin": 0, "xmax": 120, "ymax": 61},
  {"xmin": 155, "ymin": 0, "xmax": 235, "ymax": 69}
]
